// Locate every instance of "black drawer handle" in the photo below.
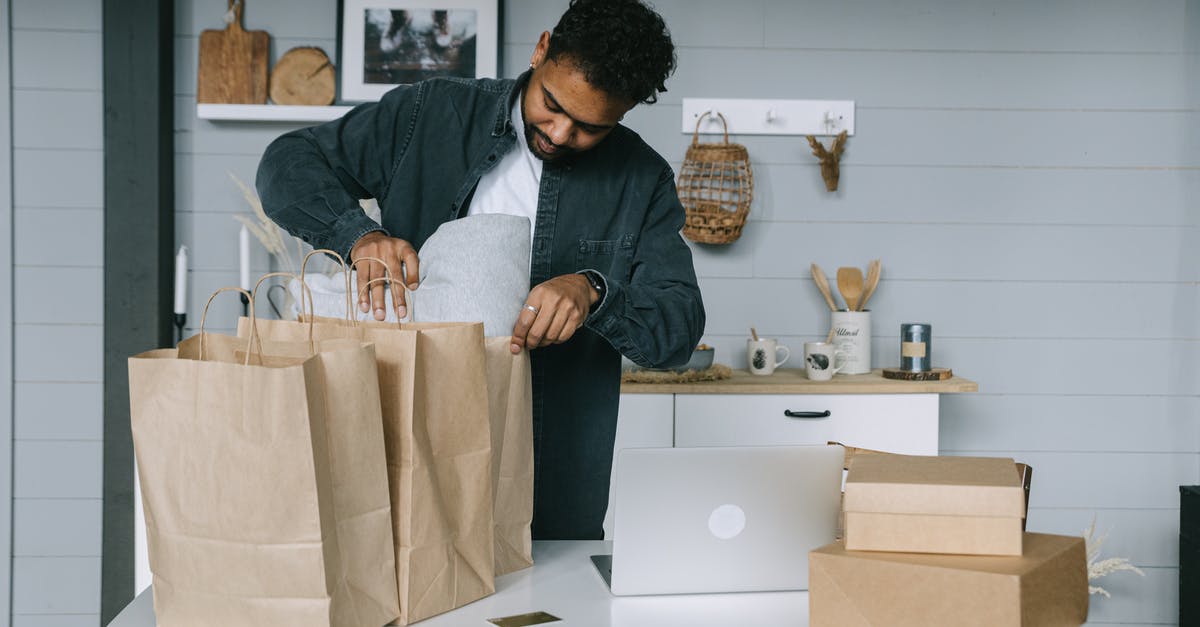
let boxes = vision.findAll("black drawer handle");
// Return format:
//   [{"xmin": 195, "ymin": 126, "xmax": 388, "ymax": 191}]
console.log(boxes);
[{"xmin": 784, "ymin": 410, "xmax": 831, "ymax": 419}]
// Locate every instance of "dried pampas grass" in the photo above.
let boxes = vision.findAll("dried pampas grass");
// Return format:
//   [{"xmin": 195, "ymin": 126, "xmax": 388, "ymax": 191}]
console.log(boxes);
[
  {"xmin": 1084, "ymin": 516, "xmax": 1144, "ymax": 597},
  {"xmin": 229, "ymin": 173, "xmax": 302, "ymax": 274}
]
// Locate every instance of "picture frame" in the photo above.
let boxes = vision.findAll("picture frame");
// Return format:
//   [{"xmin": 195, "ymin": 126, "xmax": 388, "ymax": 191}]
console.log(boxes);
[{"xmin": 337, "ymin": 0, "xmax": 500, "ymax": 103}]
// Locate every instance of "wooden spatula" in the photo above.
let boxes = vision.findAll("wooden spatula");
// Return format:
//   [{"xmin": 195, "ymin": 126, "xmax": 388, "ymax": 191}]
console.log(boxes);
[
  {"xmin": 859, "ymin": 259, "xmax": 882, "ymax": 311},
  {"xmin": 198, "ymin": 0, "xmax": 270, "ymax": 104},
  {"xmin": 810, "ymin": 263, "xmax": 838, "ymax": 311},
  {"xmin": 836, "ymin": 266, "xmax": 863, "ymax": 312}
]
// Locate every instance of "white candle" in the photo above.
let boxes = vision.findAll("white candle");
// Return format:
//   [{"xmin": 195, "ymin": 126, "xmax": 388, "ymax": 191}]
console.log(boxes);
[
  {"xmin": 239, "ymin": 225, "xmax": 251, "ymax": 290},
  {"xmin": 173, "ymin": 245, "xmax": 188, "ymax": 314}
]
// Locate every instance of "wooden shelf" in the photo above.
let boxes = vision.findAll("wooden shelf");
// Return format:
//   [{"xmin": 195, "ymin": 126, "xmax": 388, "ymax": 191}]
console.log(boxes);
[
  {"xmin": 621, "ymin": 368, "xmax": 978, "ymax": 395},
  {"xmin": 196, "ymin": 103, "xmax": 354, "ymax": 122}
]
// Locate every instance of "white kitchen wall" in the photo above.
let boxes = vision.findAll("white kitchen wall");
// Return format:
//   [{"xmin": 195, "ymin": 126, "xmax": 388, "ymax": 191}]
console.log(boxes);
[
  {"xmin": 6, "ymin": 1, "xmax": 1192, "ymax": 625},
  {"xmin": 8, "ymin": 0, "xmax": 105, "ymax": 625}
]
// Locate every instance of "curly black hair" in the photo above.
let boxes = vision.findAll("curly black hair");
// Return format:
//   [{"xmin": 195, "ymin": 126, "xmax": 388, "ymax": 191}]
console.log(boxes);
[{"xmin": 545, "ymin": 0, "xmax": 676, "ymax": 105}]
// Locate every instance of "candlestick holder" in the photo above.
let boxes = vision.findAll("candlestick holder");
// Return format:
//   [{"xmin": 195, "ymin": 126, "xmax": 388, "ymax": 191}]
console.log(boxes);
[
  {"xmin": 174, "ymin": 313, "xmax": 186, "ymax": 346},
  {"xmin": 240, "ymin": 293, "xmax": 249, "ymax": 318}
]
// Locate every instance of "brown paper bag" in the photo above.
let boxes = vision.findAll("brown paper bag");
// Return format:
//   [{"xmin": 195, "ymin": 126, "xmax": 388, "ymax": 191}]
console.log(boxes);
[
  {"xmin": 129, "ymin": 299, "xmax": 398, "ymax": 626},
  {"xmin": 482, "ymin": 336, "xmax": 534, "ymax": 576},
  {"xmin": 243, "ymin": 315, "xmax": 497, "ymax": 624}
]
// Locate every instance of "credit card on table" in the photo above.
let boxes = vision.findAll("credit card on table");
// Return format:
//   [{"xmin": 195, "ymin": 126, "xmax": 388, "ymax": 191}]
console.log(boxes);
[{"xmin": 487, "ymin": 610, "xmax": 562, "ymax": 627}]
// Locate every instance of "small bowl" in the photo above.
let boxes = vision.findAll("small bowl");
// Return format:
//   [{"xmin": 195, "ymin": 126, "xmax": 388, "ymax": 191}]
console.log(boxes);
[{"xmin": 672, "ymin": 347, "xmax": 715, "ymax": 373}]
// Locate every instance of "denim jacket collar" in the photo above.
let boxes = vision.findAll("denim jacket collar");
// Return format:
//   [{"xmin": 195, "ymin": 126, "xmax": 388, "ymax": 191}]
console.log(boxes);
[{"xmin": 492, "ymin": 70, "xmax": 532, "ymax": 137}]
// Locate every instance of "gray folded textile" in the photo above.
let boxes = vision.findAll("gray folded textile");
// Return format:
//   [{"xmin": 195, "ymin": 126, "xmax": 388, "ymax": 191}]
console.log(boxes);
[{"xmin": 409, "ymin": 213, "xmax": 532, "ymax": 337}]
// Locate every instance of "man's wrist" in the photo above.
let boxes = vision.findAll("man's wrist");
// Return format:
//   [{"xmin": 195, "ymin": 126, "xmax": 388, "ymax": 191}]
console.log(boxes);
[{"xmin": 577, "ymin": 270, "xmax": 606, "ymax": 311}]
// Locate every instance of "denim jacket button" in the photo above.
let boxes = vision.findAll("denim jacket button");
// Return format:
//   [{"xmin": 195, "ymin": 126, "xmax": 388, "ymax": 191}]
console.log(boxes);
[{"xmin": 578, "ymin": 243, "xmax": 587, "ymax": 253}]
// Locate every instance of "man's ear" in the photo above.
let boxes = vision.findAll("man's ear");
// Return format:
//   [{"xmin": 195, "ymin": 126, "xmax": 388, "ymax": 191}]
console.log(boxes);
[{"xmin": 530, "ymin": 31, "xmax": 551, "ymax": 68}]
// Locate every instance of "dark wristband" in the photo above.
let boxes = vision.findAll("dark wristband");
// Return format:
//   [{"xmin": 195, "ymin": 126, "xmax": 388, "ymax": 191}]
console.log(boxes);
[{"xmin": 578, "ymin": 270, "xmax": 606, "ymax": 312}]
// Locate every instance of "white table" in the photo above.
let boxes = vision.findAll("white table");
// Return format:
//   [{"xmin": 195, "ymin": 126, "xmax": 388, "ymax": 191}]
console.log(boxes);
[{"xmin": 109, "ymin": 541, "xmax": 811, "ymax": 627}]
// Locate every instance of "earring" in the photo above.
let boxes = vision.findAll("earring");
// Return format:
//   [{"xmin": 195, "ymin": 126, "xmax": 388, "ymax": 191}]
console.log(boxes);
[{"xmin": 529, "ymin": 63, "xmax": 535, "ymax": 70}]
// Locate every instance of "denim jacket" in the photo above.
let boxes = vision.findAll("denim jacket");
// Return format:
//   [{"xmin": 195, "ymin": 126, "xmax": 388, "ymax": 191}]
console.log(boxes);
[{"xmin": 256, "ymin": 72, "xmax": 705, "ymax": 539}]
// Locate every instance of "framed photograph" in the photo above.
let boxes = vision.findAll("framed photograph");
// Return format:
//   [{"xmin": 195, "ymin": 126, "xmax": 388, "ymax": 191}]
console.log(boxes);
[{"xmin": 338, "ymin": 0, "xmax": 499, "ymax": 102}]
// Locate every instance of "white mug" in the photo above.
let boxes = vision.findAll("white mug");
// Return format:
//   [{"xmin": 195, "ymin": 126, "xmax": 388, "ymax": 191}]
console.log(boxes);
[
  {"xmin": 804, "ymin": 342, "xmax": 846, "ymax": 381},
  {"xmin": 830, "ymin": 310, "xmax": 871, "ymax": 375},
  {"xmin": 747, "ymin": 338, "xmax": 790, "ymax": 376}
]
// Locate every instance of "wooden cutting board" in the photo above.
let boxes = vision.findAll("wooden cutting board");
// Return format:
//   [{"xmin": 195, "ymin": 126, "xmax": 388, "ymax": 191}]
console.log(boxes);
[{"xmin": 197, "ymin": 0, "xmax": 269, "ymax": 104}]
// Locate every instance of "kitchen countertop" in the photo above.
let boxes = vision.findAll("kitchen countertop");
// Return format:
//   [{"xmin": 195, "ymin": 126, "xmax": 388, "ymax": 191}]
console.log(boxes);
[
  {"xmin": 108, "ymin": 541, "xmax": 812, "ymax": 627},
  {"xmin": 620, "ymin": 368, "xmax": 977, "ymax": 395}
]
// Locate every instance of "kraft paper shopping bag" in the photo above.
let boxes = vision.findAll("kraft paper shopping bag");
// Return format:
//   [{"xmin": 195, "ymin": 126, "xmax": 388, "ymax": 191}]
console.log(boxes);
[
  {"xmin": 129, "ymin": 288, "xmax": 397, "ymax": 627},
  {"xmin": 243, "ymin": 311, "xmax": 497, "ymax": 624},
  {"xmin": 482, "ymin": 336, "xmax": 534, "ymax": 575}
]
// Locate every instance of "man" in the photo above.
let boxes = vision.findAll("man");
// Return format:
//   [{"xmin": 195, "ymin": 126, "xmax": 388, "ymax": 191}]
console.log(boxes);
[{"xmin": 256, "ymin": 0, "xmax": 705, "ymax": 539}]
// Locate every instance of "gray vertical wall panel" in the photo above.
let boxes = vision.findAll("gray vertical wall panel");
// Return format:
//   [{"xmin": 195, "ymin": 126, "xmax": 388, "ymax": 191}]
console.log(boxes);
[
  {"xmin": 14, "ymin": 209, "xmax": 104, "ymax": 266},
  {"xmin": 10, "ymin": 4, "xmax": 105, "ymax": 625},
  {"xmin": 14, "ymin": 383, "xmax": 103, "ymax": 441},
  {"xmin": 12, "ymin": 151, "xmax": 103, "ymax": 208},
  {"xmin": 10, "ymin": 31, "xmax": 102, "ymax": 90},
  {"xmin": 11, "ymin": 0, "xmax": 102, "ymax": 31},
  {"xmin": 670, "ymin": 47, "xmax": 1194, "ymax": 109},
  {"xmin": 1, "ymin": 0, "xmax": 15, "ymax": 623},
  {"xmin": 12, "ymin": 616, "xmax": 101, "ymax": 627},
  {"xmin": 11, "ymin": 556, "xmax": 101, "ymax": 614},
  {"xmin": 12, "ymin": 91, "xmax": 104, "ymax": 150},
  {"xmin": 13, "ymin": 499, "xmax": 103, "ymax": 557},
  {"xmin": 761, "ymin": 0, "xmax": 1190, "ymax": 52},
  {"xmin": 15, "ymin": 268, "xmax": 103, "ymax": 324},
  {"xmin": 13, "ymin": 441, "xmax": 103, "ymax": 499},
  {"xmin": 13, "ymin": 325, "xmax": 102, "ymax": 383}
]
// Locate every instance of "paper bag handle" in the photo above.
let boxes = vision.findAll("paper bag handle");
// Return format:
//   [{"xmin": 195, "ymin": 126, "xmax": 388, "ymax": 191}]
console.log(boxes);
[
  {"xmin": 252, "ymin": 272, "xmax": 316, "ymax": 353},
  {"xmin": 300, "ymin": 248, "xmax": 352, "ymax": 322},
  {"xmin": 357, "ymin": 277, "xmax": 412, "ymax": 327},
  {"xmin": 199, "ymin": 286, "xmax": 263, "ymax": 365}
]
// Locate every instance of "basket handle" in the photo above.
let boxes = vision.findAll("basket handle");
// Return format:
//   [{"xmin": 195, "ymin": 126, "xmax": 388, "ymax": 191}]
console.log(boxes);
[{"xmin": 692, "ymin": 110, "xmax": 730, "ymax": 146}]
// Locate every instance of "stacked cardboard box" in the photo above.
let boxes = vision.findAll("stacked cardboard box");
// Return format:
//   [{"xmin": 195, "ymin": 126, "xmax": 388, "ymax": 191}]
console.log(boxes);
[{"xmin": 810, "ymin": 453, "xmax": 1089, "ymax": 626}]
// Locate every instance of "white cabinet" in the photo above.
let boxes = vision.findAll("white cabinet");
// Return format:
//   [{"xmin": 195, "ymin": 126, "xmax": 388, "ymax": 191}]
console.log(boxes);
[
  {"xmin": 673, "ymin": 393, "xmax": 938, "ymax": 455},
  {"xmin": 604, "ymin": 372, "xmax": 976, "ymax": 539}
]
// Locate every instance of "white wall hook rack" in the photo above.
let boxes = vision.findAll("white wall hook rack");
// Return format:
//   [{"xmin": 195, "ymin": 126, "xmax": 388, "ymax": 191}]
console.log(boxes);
[{"xmin": 682, "ymin": 98, "xmax": 855, "ymax": 136}]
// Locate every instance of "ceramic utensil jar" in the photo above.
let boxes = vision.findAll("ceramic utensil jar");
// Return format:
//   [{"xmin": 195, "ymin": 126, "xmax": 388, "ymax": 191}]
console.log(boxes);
[{"xmin": 830, "ymin": 310, "xmax": 871, "ymax": 374}]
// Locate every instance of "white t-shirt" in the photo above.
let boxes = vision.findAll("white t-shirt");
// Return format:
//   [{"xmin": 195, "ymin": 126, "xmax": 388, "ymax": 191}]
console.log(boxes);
[{"xmin": 466, "ymin": 93, "xmax": 542, "ymax": 248}]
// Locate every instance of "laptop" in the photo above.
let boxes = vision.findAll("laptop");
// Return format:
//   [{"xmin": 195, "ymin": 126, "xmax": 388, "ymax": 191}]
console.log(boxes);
[{"xmin": 592, "ymin": 444, "xmax": 844, "ymax": 596}]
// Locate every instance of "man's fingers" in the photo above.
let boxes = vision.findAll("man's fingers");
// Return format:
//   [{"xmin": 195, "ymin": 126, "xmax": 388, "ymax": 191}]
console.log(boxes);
[
  {"xmin": 510, "ymin": 302, "xmax": 539, "ymax": 353},
  {"xmin": 524, "ymin": 307, "xmax": 554, "ymax": 349},
  {"xmin": 355, "ymin": 263, "xmax": 372, "ymax": 314},
  {"xmin": 543, "ymin": 309, "xmax": 571, "ymax": 346},
  {"xmin": 369, "ymin": 261, "xmax": 388, "ymax": 321},
  {"xmin": 402, "ymin": 247, "xmax": 421, "ymax": 290}
]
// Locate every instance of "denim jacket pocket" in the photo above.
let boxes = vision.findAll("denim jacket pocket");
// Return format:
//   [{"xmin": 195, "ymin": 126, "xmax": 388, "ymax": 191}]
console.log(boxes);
[{"xmin": 576, "ymin": 234, "xmax": 636, "ymax": 279}]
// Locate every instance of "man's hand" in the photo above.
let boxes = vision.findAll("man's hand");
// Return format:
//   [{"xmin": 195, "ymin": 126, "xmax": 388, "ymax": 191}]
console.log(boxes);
[
  {"xmin": 510, "ymin": 274, "xmax": 600, "ymax": 354},
  {"xmin": 350, "ymin": 231, "xmax": 421, "ymax": 321}
]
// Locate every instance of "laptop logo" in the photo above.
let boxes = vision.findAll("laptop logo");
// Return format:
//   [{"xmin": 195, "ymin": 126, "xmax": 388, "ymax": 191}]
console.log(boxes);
[{"xmin": 708, "ymin": 504, "xmax": 746, "ymax": 540}]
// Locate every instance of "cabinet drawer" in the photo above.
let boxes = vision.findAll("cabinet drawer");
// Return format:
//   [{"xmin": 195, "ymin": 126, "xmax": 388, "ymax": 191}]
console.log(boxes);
[{"xmin": 674, "ymin": 394, "xmax": 938, "ymax": 455}]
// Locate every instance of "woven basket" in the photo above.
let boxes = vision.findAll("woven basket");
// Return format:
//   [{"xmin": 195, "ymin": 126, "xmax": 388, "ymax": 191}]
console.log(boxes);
[{"xmin": 678, "ymin": 112, "xmax": 754, "ymax": 245}]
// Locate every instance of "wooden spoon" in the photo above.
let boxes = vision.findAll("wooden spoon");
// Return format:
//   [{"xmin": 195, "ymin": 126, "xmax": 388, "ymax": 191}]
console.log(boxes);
[
  {"xmin": 837, "ymin": 266, "xmax": 864, "ymax": 312},
  {"xmin": 810, "ymin": 263, "xmax": 838, "ymax": 311},
  {"xmin": 859, "ymin": 259, "xmax": 882, "ymax": 311}
]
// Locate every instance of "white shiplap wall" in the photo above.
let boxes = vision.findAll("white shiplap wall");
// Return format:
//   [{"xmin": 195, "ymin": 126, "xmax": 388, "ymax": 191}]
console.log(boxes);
[
  {"xmin": 171, "ymin": 1, "xmax": 1197, "ymax": 624},
  {"xmin": 9, "ymin": 0, "xmax": 105, "ymax": 626}
]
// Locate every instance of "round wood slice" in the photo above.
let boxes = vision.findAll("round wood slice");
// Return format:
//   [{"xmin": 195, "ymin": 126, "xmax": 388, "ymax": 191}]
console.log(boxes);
[
  {"xmin": 269, "ymin": 47, "xmax": 335, "ymax": 106},
  {"xmin": 881, "ymin": 367, "xmax": 953, "ymax": 381}
]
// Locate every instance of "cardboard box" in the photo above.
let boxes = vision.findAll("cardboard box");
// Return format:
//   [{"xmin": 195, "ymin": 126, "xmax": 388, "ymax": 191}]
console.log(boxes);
[
  {"xmin": 810, "ymin": 533, "xmax": 1089, "ymax": 627},
  {"xmin": 844, "ymin": 453, "xmax": 1026, "ymax": 555}
]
